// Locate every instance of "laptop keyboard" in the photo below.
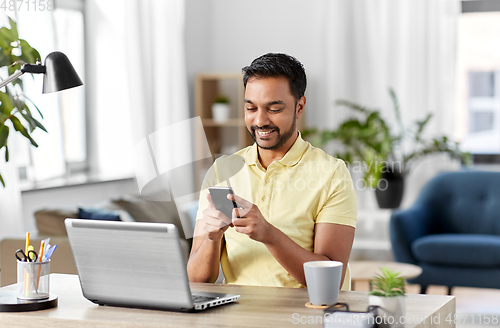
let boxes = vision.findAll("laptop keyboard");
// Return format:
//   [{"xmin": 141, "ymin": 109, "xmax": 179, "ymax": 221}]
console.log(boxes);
[{"xmin": 192, "ymin": 295, "xmax": 217, "ymax": 303}]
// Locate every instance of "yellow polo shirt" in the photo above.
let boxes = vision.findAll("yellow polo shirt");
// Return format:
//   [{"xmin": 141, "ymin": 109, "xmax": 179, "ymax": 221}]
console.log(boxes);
[{"xmin": 196, "ymin": 133, "xmax": 357, "ymax": 289}]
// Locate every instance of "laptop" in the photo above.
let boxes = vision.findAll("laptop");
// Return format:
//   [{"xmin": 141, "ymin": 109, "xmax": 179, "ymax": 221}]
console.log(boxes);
[{"xmin": 65, "ymin": 218, "xmax": 240, "ymax": 311}]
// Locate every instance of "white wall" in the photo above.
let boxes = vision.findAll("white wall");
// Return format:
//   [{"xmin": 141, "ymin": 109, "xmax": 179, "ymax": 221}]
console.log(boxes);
[{"xmin": 185, "ymin": 0, "xmax": 329, "ymax": 129}]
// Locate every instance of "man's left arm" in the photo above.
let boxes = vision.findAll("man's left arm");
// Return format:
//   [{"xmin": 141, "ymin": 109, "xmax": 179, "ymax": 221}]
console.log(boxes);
[{"xmin": 230, "ymin": 194, "xmax": 355, "ymax": 287}]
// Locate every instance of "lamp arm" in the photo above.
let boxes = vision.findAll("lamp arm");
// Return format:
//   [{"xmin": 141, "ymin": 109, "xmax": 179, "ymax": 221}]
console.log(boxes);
[
  {"xmin": 0, "ymin": 70, "xmax": 24, "ymax": 89},
  {"xmin": 0, "ymin": 64, "xmax": 46, "ymax": 89},
  {"xmin": 21, "ymin": 64, "xmax": 46, "ymax": 74}
]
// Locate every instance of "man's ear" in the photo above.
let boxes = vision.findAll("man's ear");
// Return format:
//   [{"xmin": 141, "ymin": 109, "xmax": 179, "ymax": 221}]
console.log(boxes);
[{"xmin": 296, "ymin": 96, "xmax": 306, "ymax": 120}]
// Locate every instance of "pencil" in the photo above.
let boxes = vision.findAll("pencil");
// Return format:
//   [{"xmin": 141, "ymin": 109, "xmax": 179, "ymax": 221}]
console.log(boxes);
[
  {"xmin": 36, "ymin": 240, "xmax": 45, "ymax": 290},
  {"xmin": 25, "ymin": 232, "xmax": 30, "ymax": 254}
]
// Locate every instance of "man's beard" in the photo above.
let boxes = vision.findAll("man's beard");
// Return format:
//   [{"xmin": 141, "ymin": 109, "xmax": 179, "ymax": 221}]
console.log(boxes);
[{"xmin": 248, "ymin": 109, "xmax": 297, "ymax": 150}]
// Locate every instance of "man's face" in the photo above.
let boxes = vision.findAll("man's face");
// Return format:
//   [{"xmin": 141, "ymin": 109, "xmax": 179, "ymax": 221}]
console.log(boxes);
[{"xmin": 244, "ymin": 76, "xmax": 304, "ymax": 151}]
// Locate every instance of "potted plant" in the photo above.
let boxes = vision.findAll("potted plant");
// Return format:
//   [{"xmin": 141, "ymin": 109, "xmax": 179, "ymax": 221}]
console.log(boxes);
[
  {"xmin": 303, "ymin": 88, "xmax": 471, "ymax": 208},
  {"xmin": 211, "ymin": 95, "xmax": 230, "ymax": 123},
  {"xmin": 368, "ymin": 267, "xmax": 406, "ymax": 328},
  {"xmin": 0, "ymin": 17, "xmax": 45, "ymax": 187}
]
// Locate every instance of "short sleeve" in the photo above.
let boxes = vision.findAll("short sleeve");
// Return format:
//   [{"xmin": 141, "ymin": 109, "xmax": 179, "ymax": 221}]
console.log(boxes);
[{"xmin": 315, "ymin": 160, "xmax": 357, "ymax": 228}]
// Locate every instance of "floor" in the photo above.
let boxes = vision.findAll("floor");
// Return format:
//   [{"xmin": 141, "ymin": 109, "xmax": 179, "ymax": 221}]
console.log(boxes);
[{"xmin": 354, "ymin": 282, "xmax": 500, "ymax": 327}]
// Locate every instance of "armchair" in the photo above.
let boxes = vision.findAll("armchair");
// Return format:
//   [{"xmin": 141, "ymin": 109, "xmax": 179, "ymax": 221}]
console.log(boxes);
[{"xmin": 390, "ymin": 171, "xmax": 500, "ymax": 293}]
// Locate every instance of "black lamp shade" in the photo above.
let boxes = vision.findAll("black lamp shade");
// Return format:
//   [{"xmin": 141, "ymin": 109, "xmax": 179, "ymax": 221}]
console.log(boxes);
[{"xmin": 42, "ymin": 51, "xmax": 83, "ymax": 93}]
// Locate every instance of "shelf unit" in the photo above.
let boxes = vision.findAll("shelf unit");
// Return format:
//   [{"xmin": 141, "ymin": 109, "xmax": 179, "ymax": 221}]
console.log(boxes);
[{"xmin": 195, "ymin": 73, "xmax": 254, "ymax": 186}]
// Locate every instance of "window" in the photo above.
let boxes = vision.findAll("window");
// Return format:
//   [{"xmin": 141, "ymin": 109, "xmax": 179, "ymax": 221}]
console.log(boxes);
[
  {"xmin": 12, "ymin": 0, "xmax": 87, "ymax": 182},
  {"xmin": 457, "ymin": 1, "xmax": 500, "ymax": 156}
]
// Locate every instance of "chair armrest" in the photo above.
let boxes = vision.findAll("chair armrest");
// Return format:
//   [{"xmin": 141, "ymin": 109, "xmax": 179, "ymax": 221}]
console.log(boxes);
[{"xmin": 390, "ymin": 204, "xmax": 433, "ymax": 264}]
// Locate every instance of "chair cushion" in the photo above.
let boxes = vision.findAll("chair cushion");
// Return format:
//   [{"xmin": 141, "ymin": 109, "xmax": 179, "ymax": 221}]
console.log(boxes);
[{"xmin": 412, "ymin": 234, "xmax": 500, "ymax": 268}]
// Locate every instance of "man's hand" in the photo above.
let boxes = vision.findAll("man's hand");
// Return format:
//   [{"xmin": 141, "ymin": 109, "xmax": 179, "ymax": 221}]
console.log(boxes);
[
  {"xmin": 229, "ymin": 194, "xmax": 275, "ymax": 243},
  {"xmin": 199, "ymin": 193, "xmax": 233, "ymax": 241}
]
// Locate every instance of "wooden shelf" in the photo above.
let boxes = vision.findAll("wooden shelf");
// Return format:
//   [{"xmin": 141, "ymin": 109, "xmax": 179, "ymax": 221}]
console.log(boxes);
[{"xmin": 194, "ymin": 73, "xmax": 253, "ymax": 188}]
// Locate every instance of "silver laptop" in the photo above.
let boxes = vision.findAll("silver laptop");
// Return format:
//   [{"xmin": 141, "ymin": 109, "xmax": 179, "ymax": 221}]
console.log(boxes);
[{"xmin": 65, "ymin": 218, "xmax": 240, "ymax": 311}]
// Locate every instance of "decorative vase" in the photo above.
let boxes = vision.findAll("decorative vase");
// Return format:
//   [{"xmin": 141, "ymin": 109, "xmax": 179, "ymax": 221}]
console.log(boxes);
[
  {"xmin": 375, "ymin": 167, "xmax": 405, "ymax": 209},
  {"xmin": 368, "ymin": 295, "xmax": 406, "ymax": 328},
  {"xmin": 211, "ymin": 103, "xmax": 230, "ymax": 123}
]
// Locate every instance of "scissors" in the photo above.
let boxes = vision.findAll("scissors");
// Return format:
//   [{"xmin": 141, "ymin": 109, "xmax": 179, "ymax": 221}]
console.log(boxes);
[{"xmin": 15, "ymin": 249, "xmax": 38, "ymax": 262}]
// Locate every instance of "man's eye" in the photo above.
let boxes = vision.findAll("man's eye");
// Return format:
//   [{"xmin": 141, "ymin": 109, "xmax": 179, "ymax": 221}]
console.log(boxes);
[
  {"xmin": 269, "ymin": 108, "xmax": 284, "ymax": 113},
  {"xmin": 246, "ymin": 107, "xmax": 257, "ymax": 111}
]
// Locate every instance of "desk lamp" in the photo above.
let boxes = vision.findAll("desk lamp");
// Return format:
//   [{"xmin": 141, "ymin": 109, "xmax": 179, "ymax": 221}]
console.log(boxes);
[
  {"xmin": 0, "ymin": 51, "xmax": 83, "ymax": 92},
  {"xmin": 0, "ymin": 52, "xmax": 81, "ymax": 311}
]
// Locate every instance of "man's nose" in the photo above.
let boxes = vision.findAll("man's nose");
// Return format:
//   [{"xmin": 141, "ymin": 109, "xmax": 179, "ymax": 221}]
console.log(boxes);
[{"xmin": 255, "ymin": 108, "xmax": 270, "ymax": 127}]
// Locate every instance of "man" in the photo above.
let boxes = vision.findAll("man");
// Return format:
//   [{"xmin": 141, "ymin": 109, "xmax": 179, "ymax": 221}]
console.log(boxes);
[{"xmin": 187, "ymin": 53, "xmax": 357, "ymax": 289}]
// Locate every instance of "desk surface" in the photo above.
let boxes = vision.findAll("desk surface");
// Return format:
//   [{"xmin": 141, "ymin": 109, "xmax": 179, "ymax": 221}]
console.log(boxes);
[{"xmin": 0, "ymin": 274, "xmax": 455, "ymax": 328}]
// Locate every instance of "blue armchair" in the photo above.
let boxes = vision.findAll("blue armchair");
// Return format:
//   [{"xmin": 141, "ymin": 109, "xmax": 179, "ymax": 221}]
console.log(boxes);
[{"xmin": 390, "ymin": 171, "xmax": 500, "ymax": 293}]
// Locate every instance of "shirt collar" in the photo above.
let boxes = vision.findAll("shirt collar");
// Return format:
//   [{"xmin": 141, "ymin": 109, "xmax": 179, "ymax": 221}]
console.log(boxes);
[{"xmin": 243, "ymin": 131, "xmax": 308, "ymax": 167}]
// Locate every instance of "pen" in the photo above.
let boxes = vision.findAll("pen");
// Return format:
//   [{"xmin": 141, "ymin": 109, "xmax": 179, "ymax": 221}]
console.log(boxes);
[{"xmin": 43, "ymin": 244, "xmax": 57, "ymax": 262}]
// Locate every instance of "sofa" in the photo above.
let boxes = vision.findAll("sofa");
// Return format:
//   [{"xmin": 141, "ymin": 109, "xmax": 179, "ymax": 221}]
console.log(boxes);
[
  {"xmin": 390, "ymin": 171, "xmax": 500, "ymax": 293},
  {"xmin": 0, "ymin": 194, "xmax": 196, "ymax": 287}
]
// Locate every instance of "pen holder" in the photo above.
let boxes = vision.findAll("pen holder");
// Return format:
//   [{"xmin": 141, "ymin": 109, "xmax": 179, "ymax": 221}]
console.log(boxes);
[{"xmin": 17, "ymin": 260, "xmax": 50, "ymax": 300}]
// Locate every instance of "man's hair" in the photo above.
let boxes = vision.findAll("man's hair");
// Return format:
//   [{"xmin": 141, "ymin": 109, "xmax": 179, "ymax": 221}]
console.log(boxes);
[{"xmin": 242, "ymin": 53, "xmax": 307, "ymax": 100}]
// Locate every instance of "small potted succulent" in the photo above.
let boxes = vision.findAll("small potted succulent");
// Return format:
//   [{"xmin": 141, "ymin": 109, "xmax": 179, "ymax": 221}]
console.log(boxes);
[
  {"xmin": 211, "ymin": 95, "xmax": 230, "ymax": 123},
  {"xmin": 368, "ymin": 267, "xmax": 406, "ymax": 328}
]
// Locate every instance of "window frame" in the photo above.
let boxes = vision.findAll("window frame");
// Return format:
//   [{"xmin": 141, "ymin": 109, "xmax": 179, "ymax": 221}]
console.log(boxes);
[
  {"xmin": 461, "ymin": 0, "xmax": 500, "ymax": 164},
  {"xmin": 54, "ymin": 0, "xmax": 89, "ymax": 175}
]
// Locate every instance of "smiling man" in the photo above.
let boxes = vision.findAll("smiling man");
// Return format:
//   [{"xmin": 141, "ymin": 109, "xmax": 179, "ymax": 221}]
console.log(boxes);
[{"xmin": 187, "ymin": 53, "xmax": 357, "ymax": 289}]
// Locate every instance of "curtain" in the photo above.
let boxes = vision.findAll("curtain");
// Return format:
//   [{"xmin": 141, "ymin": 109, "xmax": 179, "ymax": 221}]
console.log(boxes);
[
  {"xmin": 320, "ymin": 0, "xmax": 461, "ymax": 208},
  {"xmin": 87, "ymin": 0, "xmax": 193, "ymax": 234},
  {"xmin": 85, "ymin": 0, "xmax": 190, "ymax": 174}
]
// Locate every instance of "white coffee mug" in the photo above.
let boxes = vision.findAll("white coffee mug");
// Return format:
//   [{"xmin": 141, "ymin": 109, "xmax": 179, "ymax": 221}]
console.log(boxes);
[{"xmin": 304, "ymin": 261, "xmax": 343, "ymax": 306}]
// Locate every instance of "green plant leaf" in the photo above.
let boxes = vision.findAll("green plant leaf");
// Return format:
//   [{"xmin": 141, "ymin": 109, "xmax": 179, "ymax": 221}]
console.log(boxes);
[
  {"xmin": 23, "ymin": 95, "xmax": 43, "ymax": 119},
  {"xmin": 19, "ymin": 39, "xmax": 41, "ymax": 64},
  {"xmin": 0, "ymin": 27, "xmax": 15, "ymax": 44},
  {"xmin": 0, "ymin": 124, "xmax": 9, "ymax": 148},
  {"xmin": 0, "ymin": 171, "xmax": 4, "ymax": 187},
  {"xmin": 8, "ymin": 16, "xmax": 19, "ymax": 40},
  {"xmin": 368, "ymin": 290, "xmax": 386, "ymax": 297},
  {"xmin": 4, "ymin": 144, "xmax": 8, "ymax": 161},
  {"xmin": 9, "ymin": 115, "xmax": 38, "ymax": 147},
  {"xmin": 23, "ymin": 104, "xmax": 46, "ymax": 132},
  {"xmin": 368, "ymin": 267, "xmax": 406, "ymax": 297},
  {"xmin": 0, "ymin": 91, "xmax": 14, "ymax": 115}
]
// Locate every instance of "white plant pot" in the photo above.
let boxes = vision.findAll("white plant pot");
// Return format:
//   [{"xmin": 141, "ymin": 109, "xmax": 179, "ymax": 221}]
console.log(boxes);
[
  {"xmin": 368, "ymin": 295, "xmax": 406, "ymax": 328},
  {"xmin": 211, "ymin": 103, "xmax": 230, "ymax": 123}
]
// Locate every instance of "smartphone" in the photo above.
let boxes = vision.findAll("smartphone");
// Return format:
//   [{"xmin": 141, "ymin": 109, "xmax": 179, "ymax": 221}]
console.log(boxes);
[{"xmin": 208, "ymin": 187, "xmax": 239, "ymax": 219}]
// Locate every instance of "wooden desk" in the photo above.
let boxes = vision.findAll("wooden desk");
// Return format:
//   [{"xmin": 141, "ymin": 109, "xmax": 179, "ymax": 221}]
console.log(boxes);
[{"xmin": 0, "ymin": 274, "xmax": 454, "ymax": 327}]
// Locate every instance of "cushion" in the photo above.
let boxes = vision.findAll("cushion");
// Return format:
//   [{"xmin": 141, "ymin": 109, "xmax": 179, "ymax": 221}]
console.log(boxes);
[
  {"xmin": 111, "ymin": 195, "xmax": 186, "ymax": 239},
  {"xmin": 412, "ymin": 234, "xmax": 500, "ymax": 268},
  {"xmin": 34, "ymin": 209, "xmax": 78, "ymax": 236},
  {"xmin": 78, "ymin": 208, "xmax": 121, "ymax": 221}
]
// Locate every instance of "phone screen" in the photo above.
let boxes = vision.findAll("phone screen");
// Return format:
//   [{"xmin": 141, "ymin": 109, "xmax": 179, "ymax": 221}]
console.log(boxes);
[{"xmin": 208, "ymin": 187, "xmax": 239, "ymax": 219}]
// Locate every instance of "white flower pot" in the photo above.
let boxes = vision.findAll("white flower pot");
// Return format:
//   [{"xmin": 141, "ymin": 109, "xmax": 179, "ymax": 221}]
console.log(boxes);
[
  {"xmin": 368, "ymin": 295, "xmax": 406, "ymax": 328},
  {"xmin": 211, "ymin": 103, "xmax": 230, "ymax": 123}
]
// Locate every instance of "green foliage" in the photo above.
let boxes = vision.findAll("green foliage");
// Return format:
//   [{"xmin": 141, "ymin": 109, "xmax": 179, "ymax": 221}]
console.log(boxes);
[
  {"xmin": 368, "ymin": 267, "xmax": 406, "ymax": 297},
  {"xmin": 303, "ymin": 88, "xmax": 471, "ymax": 187},
  {"xmin": 214, "ymin": 95, "xmax": 229, "ymax": 104},
  {"xmin": 0, "ymin": 16, "xmax": 44, "ymax": 187}
]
